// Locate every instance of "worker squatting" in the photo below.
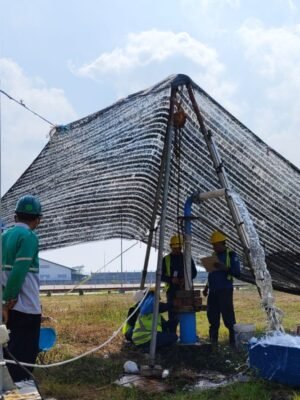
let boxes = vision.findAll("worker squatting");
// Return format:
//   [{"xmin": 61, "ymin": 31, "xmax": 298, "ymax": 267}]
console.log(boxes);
[{"xmin": 123, "ymin": 232, "xmax": 241, "ymax": 350}]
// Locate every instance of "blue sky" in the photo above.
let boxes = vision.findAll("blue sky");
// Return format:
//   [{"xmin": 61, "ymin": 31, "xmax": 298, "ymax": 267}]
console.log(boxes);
[{"xmin": 1, "ymin": 0, "xmax": 300, "ymax": 273}]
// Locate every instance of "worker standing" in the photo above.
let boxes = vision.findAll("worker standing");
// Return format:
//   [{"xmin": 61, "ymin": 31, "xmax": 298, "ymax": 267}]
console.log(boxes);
[
  {"xmin": 161, "ymin": 234, "xmax": 197, "ymax": 333},
  {"xmin": 1, "ymin": 195, "xmax": 42, "ymax": 382},
  {"xmin": 203, "ymin": 231, "xmax": 241, "ymax": 346}
]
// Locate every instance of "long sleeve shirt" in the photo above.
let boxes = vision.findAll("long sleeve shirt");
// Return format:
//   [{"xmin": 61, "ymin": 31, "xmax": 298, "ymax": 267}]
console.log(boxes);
[
  {"xmin": 140, "ymin": 293, "xmax": 170, "ymax": 316},
  {"xmin": 1, "ymin": 223, "xmax": 41, "ymax": 314},
  {"xmin": 207, "ymin": 249, "xmax": 240, "ymax": 291}
]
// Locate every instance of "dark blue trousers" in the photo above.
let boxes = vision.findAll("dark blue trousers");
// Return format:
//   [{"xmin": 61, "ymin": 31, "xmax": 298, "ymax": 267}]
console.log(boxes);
[
  {"xmin": 207, "ymin": 288, "xmax": 236, "ymax": 344},
  {"xmin": 166, "ymin": 290, "xmax": 179, "ymax": 334}
]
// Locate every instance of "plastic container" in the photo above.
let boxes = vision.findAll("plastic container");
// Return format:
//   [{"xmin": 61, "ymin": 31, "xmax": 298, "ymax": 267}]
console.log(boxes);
[
  {"xmin": 39, "ymin": 327, "xmax": 57, "ymax": 352},
  {"xmin": 249, "ymin": 341, "xmax": 300, "ymax": 388},
  {"xmin": 179, "ymin": 312, "xmax": 197, "ymax": 344},
  {"xmin": 234, "ymin": 323, "xmax": 255, "ymax": 350}
]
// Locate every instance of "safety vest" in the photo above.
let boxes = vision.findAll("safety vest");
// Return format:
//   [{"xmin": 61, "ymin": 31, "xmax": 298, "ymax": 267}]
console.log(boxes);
[
  {"xmin": 164, "ymin": 254, "xmax": 172, "ymax": 291},
  {"xmin": 132, "ymin": 313, "xmax": 162, "ymax": 346},
  {"xmin": 122, "ymin": 321, "xmax": 131, "ymax": 336},
  {"xmin": 214, "ymin": 248, "xmax": 233, "ymax": 281},
  {"xmin": 122, "ymin": 303, "xmax": 139, "ymax": 335}
]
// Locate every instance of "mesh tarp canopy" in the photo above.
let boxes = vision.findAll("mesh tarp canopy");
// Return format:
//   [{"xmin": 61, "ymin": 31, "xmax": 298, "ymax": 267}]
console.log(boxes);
[{"xmin": 1, "ymin": 75, "xmax": 299, "ymax": 294}]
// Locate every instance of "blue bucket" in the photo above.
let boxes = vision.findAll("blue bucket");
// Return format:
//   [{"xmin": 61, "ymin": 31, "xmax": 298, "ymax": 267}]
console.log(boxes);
[
  {"xmin": 249, "ymin": 340, "xmax": 300, "ymax": 388},
  {"xmin": 39, "ymin": 327, "xmax": 57, "ymax": 352},
  {"xmin": 179, "ymin": 312, "xmax": 197, "ymax": 344}
]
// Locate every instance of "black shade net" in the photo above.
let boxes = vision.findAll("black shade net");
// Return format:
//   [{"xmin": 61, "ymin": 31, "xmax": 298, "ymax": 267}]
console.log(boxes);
[{"xmin": 1, "ymin": 75, "xmax": 299, "ymax": 294}]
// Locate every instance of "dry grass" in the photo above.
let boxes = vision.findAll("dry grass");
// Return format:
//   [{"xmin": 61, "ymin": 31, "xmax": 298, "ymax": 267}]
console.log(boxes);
[{"xmin": 35, "ymin": 288, "xmax": 300, "ymax": 400}]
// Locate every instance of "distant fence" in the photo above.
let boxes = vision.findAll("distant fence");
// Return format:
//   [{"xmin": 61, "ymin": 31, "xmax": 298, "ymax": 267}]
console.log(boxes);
[
  {"xmin": 40, "ymin": 281, "xmax": 248, "ymax": 295},
  {"xmin": 40, "ymin": 271, "xmax": 209, "ymax": 286}
]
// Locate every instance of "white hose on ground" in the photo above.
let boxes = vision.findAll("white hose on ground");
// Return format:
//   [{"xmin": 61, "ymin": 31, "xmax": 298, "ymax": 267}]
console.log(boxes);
[{"xmin": 5, "ymin": 287, "xmax": 150, "ymax": 369}]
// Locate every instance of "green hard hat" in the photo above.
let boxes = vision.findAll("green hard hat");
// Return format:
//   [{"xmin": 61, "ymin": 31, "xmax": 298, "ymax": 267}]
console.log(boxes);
[{"xmin": 15, "ymin": 195, "xmax": 42, "ymax": 216}]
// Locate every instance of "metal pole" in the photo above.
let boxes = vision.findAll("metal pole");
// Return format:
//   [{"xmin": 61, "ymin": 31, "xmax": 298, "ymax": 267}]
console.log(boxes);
[
  {"xmin": 120, "ymin": 208, "xmax": 123, "ymax": 288},
  {"xmin": 197, "ymin": 188, "xmax": 226, "ymax": 201},
  {"xmin": 140, "ymin": 129, "xmax": 170, "ymax": 289},
  {"xmin": 149, "ymin": 87, "xmax": 177, "ymax": 366},
  {"xmin": 186, "ymin": 84, "xmax": 253, "ymax": 271},
  {"xmin": 183, "ymin": 196, "xmax": 193, "ymax": 290}
]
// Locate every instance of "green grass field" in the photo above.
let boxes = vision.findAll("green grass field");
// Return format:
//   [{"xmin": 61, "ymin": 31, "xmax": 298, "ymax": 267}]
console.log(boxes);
[{"xmin": 35, "ymin": 288, "xmax": 300, "ymax": 400}]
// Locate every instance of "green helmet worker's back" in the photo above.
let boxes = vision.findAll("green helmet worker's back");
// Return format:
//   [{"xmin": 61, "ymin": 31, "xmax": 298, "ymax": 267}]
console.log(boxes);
[{"xmin": 15, "ymin": 195, "xmax": 42, "ymax": 216}]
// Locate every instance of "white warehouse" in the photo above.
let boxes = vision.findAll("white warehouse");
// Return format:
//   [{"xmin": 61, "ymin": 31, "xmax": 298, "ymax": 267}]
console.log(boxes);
[{"xmin": 39, "ymin": 258, "xmax": 85, "ymax": 283}]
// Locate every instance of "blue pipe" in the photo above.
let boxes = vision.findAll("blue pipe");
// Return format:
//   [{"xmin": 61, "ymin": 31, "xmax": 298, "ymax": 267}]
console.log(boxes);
[{"xmin": 179, "ymin": 194, "xmax": 197, "ymax": 344}]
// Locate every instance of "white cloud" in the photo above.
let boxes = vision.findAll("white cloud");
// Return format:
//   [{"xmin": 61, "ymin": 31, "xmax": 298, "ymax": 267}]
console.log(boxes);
[
  {"xmin": 73, "ymin": 30, "xmax": 224, "ymax": 77},
  {"xmin": 238, "ymin": 21, "xmax": 300, "ymax": 168},
  {"xmin": 71, "ymin": 30, "xmax": 238, "ymax": 115},
  {"xmin": 286, "ymin": 0, "xmax": 298, "ymax": 12},
  {"xmin": 0, "ymin": 58, "xmax": 78, "ymax": 193},
  {"xmin": 239, "ymin": 20, "xmax": 300, "ymax": 79}
]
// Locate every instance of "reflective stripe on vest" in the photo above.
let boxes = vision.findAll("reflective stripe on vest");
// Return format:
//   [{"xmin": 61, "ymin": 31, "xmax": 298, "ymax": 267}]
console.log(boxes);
[
  {"xmin": 122, "ymin": 303, "xmax": 137, "ymax": 335},
  {"xmin": 214, "ymin": 249, "xmax": 233, "ymax": 281},
  {"xmin": 132, "ymin": 313, "xmax": 162, "ymax": 346},
  {"xmin": 164, "ymin": 254, "xmax": 171, "ymax": 291},
  {"xmin": 2, "ymin": 264, "xmax": 39, "ymax": 273},
  {"xmin": 122, "ymin": 321, "xmax": 130, "ymax": 335}
]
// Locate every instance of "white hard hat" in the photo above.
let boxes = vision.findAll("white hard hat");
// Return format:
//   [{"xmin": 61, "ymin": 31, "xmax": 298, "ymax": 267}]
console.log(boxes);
[{"xmin": 133, "ymin": 290, "xmax": 144, "ymax": 303}]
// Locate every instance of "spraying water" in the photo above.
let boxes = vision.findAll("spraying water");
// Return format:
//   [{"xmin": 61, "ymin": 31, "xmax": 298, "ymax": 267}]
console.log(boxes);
[
  {"xmin": 251, "ymin": 332, "xmax": 300, "ymax": 348},
  {"xmin": 229, "ymin": 191, "xmax": 284, "ymax": 332}
]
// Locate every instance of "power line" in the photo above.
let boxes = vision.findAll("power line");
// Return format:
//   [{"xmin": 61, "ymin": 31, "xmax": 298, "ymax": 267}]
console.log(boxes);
[
  {"xmin": 0, "ymin": 89, "xmax": 55, "ymax": 127},
  {"xmin": 66, "ymin": 240, "xmax": 141, "ymax": 294}
]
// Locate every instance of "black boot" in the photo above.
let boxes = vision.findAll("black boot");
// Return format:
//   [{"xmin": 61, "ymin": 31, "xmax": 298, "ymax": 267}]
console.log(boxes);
[{"xmin": 229, "ymin": 329, "xmax": 235, "ymax": 347}]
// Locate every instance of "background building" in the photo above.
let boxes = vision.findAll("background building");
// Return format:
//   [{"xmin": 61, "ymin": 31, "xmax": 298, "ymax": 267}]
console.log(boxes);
[{"xmin": 39, "ymin": 258, "xmax": 86, "ymax": 284}]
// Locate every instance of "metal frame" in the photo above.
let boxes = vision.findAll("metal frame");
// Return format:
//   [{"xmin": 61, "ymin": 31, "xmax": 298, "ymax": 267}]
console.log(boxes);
[{"xmin": 144, "ymin": 77, "xmax": 261, "ymax": 366}]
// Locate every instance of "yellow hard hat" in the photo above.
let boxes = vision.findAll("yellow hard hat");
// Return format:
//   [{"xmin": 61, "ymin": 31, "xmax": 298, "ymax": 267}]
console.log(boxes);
[
  {"xmin": 170, "ymin": 234, "xmax": 183, "ymax": 248},
  {"xmin": 210, "ymin": 231, "xmax": 227, "ymax": 244}
]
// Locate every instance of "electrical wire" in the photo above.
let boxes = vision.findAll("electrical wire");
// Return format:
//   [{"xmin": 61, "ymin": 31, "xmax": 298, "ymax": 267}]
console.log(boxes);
[
  {"xmin": 0, "ymin": 89, "xmax": 55, "ymax": 127},
  {"xmin": 4, "ymin": 346, "xmax": 44, "ymax": 399},
  {"xmin": 66, "ymin": 240, "xmax": 141, "ymax": 294}
]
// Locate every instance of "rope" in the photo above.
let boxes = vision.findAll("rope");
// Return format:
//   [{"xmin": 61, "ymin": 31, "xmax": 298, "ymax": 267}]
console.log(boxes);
[
  {"xmin": 173, "ymin": 97, "xmax": 196, "ymax": 300},
  {"xmin": 173, "ymin": 96, "xmax": 184, "ymax": 239},
  {"xmin": 0, "ymin": 89, "xmax": 55, "ymax": 126},
  {"xmin": 175, "ymin": 125, "xmax": 182, "ymax": 238},
  {"xmin": 5, "ymin": 288, "xmax": 150, "ymax": 369}
]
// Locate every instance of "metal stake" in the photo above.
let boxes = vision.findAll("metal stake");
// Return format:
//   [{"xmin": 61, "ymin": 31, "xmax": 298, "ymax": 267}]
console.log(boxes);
[
  {"xmin": 149, "ymin": 87, "xmax": 177, "ymax": 366},
  {"xmin": 140, "ymin": 120, "xmax": 171, "ymax": 289}
]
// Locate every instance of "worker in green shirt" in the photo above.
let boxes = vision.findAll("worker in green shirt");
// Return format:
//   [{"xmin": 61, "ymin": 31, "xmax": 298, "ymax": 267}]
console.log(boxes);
[{"xmin": 1, "ymin": 195, "xmax": 42, "ymax": 382}]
